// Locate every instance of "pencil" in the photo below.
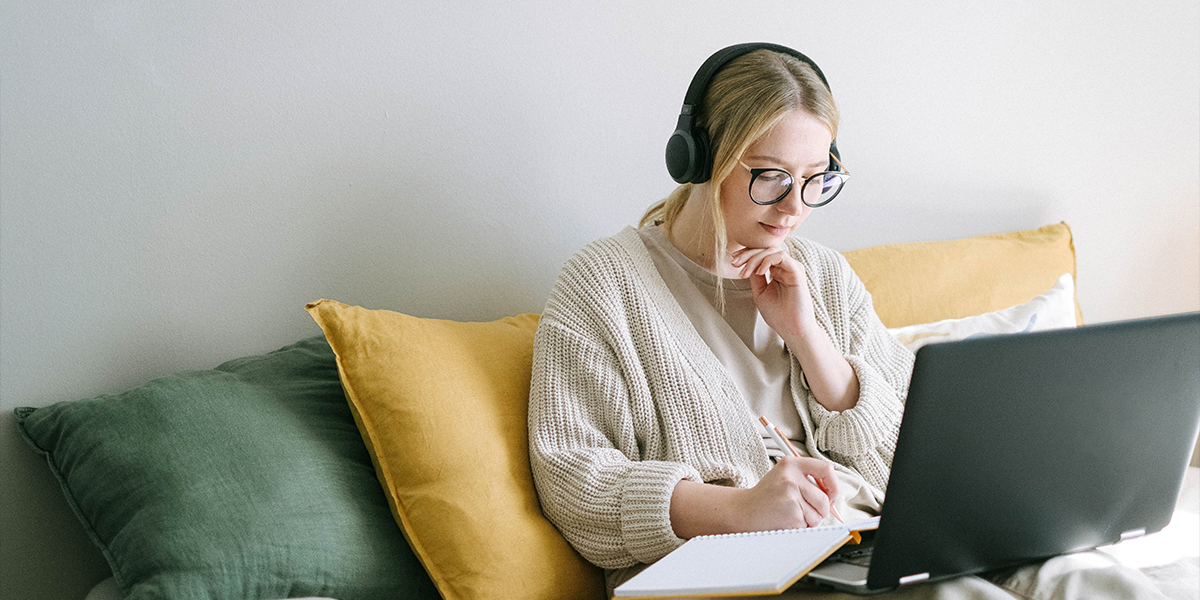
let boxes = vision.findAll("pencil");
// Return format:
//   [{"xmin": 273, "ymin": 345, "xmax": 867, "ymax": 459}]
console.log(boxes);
[{"xmin": 759, "ymin": 415, "xmax": 844, "ymax": 523}]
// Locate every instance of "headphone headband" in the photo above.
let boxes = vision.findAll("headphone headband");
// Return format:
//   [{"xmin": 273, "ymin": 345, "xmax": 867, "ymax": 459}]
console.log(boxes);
[
  {"xmin": 665, "ymin": 42, "xmax": 839, "ymax": 185},
  {"xmin": 680, "ymin": 43, "xmax": 831, "ymax": 111}
]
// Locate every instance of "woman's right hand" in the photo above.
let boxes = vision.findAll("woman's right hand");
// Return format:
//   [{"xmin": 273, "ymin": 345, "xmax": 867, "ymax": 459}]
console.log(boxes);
[
  {"xmin": 733, "ymin": 456, "xmax": 839, "ymax": 531},
  {"xmin": 669, "ymin": 457, "xmax": 840, "ymax": 539}
]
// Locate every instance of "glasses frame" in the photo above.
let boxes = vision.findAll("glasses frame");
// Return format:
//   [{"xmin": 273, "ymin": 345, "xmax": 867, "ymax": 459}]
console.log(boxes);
[{"xmin": 738, "ymin": 152, "xmax": 851, "ymax": 208}]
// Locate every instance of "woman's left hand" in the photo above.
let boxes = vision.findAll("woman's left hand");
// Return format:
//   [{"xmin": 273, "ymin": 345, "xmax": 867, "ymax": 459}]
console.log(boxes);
[
  {"xmin": 731, "ymin": 244, "xmax": 862, "ymax": 413},
  {"xmin": 731, "ymin": 245, "xmax": 814, "ymax": 339}
]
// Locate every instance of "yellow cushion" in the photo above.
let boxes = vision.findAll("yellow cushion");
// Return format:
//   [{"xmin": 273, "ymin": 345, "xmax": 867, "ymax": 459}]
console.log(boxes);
[
  {"xmin": 305, "ymin": 300, "xmax": 605, "ymax": 600},
  {"xmin": 842, "ymin": 222, "xmax": 1082, "ymax": 328}
]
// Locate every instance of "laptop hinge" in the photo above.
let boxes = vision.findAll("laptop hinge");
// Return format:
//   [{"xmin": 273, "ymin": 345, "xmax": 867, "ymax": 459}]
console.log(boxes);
[
  {"xmin": 1120, "ymin": 528, "xmax": 1147, "ymax": 541},
  {"xmin": 899, "ymin": 572, "xmax": 930, "ymax": 585}
]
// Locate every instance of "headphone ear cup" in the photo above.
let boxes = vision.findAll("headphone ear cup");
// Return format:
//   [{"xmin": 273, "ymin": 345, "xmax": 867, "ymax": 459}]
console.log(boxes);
[
  {"xmin": 690, "ymin": 127, "xmax": 712, "ymax": 183},
  {"xmin": 665, "ymin": 128, "xmax": 698, "ymax": 184}
]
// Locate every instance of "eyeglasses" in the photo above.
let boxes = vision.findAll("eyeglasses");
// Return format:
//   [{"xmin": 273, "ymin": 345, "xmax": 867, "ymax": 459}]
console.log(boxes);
[{"xmin": 737, "ymin": 152, "xmax": 850, "ymax": 208}]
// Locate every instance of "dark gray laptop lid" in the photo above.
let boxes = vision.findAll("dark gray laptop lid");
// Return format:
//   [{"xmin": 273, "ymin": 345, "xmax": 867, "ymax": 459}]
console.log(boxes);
[{"xmin": 866, "ymin": 312, "xmax": 1200, "ymax": 590}]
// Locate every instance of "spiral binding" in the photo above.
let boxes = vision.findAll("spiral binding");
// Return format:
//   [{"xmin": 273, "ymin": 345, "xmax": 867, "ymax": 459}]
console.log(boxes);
[{"xmin": 695, "ymin": 524, "xmax": 847, "ymax": 540}]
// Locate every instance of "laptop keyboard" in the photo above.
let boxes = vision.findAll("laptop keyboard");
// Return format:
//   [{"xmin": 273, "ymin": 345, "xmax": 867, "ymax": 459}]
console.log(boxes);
[{"xmin": 831, "ymin": 546, "xmax": 874, "ymax": 567}]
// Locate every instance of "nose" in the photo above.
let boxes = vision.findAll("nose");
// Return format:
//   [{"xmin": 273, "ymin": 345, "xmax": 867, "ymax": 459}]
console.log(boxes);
[{"xmin": 774, "ymin": 187, "xmax": 806, "ymax": 216}]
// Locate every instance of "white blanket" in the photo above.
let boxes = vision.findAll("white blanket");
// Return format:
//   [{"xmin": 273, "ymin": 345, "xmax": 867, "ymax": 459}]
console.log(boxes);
[{"xmin": 783, "ymin": 467, "xmax": 1200, "ymax": 599}]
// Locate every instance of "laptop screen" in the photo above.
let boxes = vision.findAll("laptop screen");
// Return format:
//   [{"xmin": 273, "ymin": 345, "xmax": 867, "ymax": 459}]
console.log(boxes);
[{"xmin": 865, "ymin": 312, "xmax": 1200, "ymax": 590}]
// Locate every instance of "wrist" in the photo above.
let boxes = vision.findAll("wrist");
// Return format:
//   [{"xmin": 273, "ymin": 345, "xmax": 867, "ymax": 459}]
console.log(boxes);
[
  {"xmin": 782, "ymin": 315, "xmax": 823, "ymax": 358},
  {"xmin": 669, "ymin": 480, "xmax": 745, "ymax": 539}
]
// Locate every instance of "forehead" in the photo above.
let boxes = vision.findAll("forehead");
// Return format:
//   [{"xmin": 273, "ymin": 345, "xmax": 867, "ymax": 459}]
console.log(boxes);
[{"xmin": 745, "ymin": 110, "xmax": 833, "ymax": 168}]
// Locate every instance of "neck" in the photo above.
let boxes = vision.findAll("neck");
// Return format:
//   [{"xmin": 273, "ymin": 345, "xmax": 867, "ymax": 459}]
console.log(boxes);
[{"xmin": 666, "ymin": 185, "xmax": 740, "ymax": 278}]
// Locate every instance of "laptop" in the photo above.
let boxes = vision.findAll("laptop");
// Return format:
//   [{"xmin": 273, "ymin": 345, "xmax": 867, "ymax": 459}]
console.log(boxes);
[{"xmin": 803, "ymin": 311, "xmax": 1200, "ymax": 594}]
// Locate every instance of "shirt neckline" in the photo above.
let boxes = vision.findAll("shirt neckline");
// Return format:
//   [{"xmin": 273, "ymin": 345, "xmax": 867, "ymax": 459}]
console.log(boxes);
[{"xmin": 642, "ymin": 225, "xmax": 752, "ymax": 292}]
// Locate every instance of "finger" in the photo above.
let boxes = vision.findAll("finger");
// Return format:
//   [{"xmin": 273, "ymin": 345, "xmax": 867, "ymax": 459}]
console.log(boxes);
[
  {"xmin": 818, "ymin": 473, "xmax": 839, "ymax": 502},
  {"xmin": 750, "ymin": 270, "xmax": 768, "ymax": 295},
  {"xmin": 743, "ymin": 251, "xmax": 785, "ymax": 280},
  {"xmin": 776, "ymin": 471, "xmax": 821, "ymax": 527},
  {"xmin": 737, "ymin": 251, "xmax": 773, "ymax": 279},
  {"xmin": 755, "ymin": 261, "xmax": 793, "ymax": 290},
  {"xmin": 762, "ymin": 252, "xmax": 803, "ymax": 283},
  {"xmin": 798, "ymin": 478, "xmax": 832, "ymax": 521},
  {"xmin": 757, "ymin": 254, "xmax": 780, "ymax": 278},
  {"xmin": 803, "ymin": 466, "xmax": 844, "ymax": 522},
  {"xmin": 797, "ymin": 487, "xmax": 828, "ymax": 527},
  {"xmin": 803, "ymin": 460, "xmax": 839, "ymax": 501},
  {"xmin": 799, "ymin": 500, "xmax": 822, "ymax": 528},
  {"xmin": 732, "ymin": 245, "xmax": 782, "ymax": 264},
  {"xmin": 730, "ymin": 246, "xmax": 767, "ymax": 267}
]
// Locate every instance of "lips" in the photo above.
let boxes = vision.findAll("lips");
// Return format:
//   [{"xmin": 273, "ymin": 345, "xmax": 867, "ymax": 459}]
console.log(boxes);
[{"xmin": 760, "ymin": 222, "xmax": 791, "ymax": 236}]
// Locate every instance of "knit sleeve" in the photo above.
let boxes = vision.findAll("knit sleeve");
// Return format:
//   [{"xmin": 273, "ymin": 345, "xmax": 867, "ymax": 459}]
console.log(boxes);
[
  {"xmin": 527, "ymin": 255, "xmax": 701, "ymax": 569},
  {"xmin": 796, "ymin": 242, "xmax": 915, "ymax": 491}
]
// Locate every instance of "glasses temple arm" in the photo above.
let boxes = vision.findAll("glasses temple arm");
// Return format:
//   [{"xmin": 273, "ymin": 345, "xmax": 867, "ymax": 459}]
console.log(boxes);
[{"xmin": 829, "ymin": 151, "xmax": 849, "ymax": 175}]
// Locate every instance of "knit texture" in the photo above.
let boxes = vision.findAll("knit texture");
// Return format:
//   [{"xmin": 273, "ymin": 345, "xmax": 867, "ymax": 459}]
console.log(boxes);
[{"xmin": 528, "ymin": 227, "xmax": 915, "ymax": 569}]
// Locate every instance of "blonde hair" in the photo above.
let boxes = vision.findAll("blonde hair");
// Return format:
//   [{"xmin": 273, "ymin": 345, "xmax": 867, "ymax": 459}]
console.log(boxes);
[{"xmin": 640, "ymin": 49, "xmax": 839, "ymax": 272}]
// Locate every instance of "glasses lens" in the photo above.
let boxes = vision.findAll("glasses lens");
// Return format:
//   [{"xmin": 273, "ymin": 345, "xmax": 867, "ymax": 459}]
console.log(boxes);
[
  {"xmin": 750, "ymin": 169, "xmax": 793, "ymax": 205},
  {"xmin": 801, "ymin": 172, "xmax": 849, "ymax": 207}
]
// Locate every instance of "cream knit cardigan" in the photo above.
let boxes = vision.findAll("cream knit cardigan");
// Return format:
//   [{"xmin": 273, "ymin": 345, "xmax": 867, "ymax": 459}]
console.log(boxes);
[{"xmin": 528, "ymin": 227, "xmax": 915, "ymax": 569}]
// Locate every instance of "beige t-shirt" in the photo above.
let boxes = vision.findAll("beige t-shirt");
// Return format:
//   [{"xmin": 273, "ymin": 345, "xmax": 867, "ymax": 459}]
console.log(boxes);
[{"xmin": 638, "ymin": 224, "xmax": 803, "ymax": 455}]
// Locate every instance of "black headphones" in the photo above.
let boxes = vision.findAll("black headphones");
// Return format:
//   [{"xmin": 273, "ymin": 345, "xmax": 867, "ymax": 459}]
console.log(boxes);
[{"xmin": 664, "ymin": 42, "xmax": 841, "ymax": 185}]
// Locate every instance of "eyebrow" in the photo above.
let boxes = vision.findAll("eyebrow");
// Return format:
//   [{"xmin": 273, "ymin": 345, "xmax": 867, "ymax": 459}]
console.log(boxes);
[{"xmin": 744, "ymin": 154, "xmax": 827, "ymax": 172}]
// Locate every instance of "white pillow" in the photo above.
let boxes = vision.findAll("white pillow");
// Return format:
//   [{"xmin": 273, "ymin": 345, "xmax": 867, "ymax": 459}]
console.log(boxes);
[{"xmin": 888, "ymin": 273, "xmax": 1077, "ymax": 352}]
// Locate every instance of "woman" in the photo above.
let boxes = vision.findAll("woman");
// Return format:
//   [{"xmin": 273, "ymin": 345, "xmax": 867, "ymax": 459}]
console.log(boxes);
[
  {"xmin": 529, "ymin": 43, "xmax": 1179, "ymax": 599},
  {"xmin": 528, "ymin": 42, "xmax": 912, "ymax": 582}
]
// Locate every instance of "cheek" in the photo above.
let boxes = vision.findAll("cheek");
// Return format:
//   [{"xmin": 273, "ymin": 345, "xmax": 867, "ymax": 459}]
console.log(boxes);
[
  {"xmin": 720, "ymin": 170, "xmax": 758, "ymax": 205},
  {"xmin": 720, "ymin": 194, "xmax": 761, "ymax": 231},
  {"xmin": 718, "ymin": 181, "xmax": 748, "ymax": 219}
]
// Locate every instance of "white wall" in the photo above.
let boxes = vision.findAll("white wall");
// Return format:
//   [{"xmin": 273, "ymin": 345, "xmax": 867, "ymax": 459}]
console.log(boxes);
[{"xmin": 2, "ymin": 2, "xmax": 1197, "ymax": 598}]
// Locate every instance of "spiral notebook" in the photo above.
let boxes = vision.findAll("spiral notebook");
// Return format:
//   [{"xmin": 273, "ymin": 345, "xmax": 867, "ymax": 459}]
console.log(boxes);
[{"xmin": 613, "ymin": 519, "xmax": 879, "ymax": 598}]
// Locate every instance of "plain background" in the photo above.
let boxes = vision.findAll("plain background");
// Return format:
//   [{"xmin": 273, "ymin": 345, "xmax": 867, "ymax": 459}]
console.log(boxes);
[{"xmin": 2, "ymin": 2, "xmax": 1197, "ymax": 599}]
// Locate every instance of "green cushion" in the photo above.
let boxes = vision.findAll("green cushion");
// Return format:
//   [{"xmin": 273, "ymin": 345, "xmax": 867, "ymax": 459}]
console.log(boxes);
[{"xmin": 15, "ymin": 336, "xmax": 440, "ymax": 600}]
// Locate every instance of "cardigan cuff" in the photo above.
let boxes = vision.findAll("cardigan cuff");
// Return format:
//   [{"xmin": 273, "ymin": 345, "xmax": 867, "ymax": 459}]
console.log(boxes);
[
  {"xmin": 809, "ymin": 355, "xmax": 903, "ymax": 459},
  {"xmin": 618, "ymin": 460, "xmax": 701, "ymax": 564}
]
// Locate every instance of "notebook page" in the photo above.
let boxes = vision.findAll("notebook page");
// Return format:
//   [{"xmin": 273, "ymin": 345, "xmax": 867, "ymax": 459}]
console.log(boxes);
[{"xmin": 614, "ymin": 525, "xmax": 853, "ymax": 598}]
